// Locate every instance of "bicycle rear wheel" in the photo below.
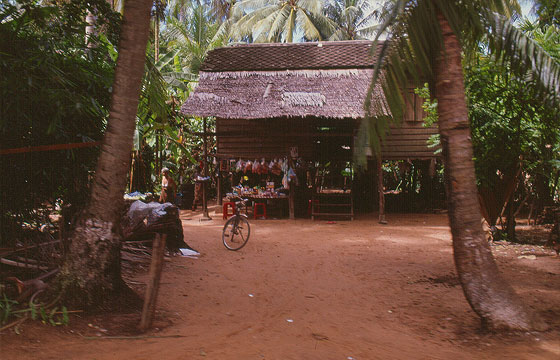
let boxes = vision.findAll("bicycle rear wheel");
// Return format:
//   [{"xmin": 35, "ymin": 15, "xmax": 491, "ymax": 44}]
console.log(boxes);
[{"xmin": 222, "ymin": 216, "xmax": 250, "ymax": 251}]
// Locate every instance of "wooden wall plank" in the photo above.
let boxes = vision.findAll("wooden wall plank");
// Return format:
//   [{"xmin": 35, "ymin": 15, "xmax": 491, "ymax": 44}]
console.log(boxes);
[{"xmin": 216, "ymin": 117, "xmax": 439, "ymax": 160}]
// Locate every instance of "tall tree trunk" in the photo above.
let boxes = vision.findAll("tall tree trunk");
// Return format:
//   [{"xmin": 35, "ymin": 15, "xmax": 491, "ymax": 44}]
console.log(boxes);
[
  {"xmin": 434, "ymin": 13, "xmax": 546, "ymax": 331},
  {"xmin": 58, "ymin": 0, "xmax": 153, "ymax": 308},
  {"xmin": 155, "ymin": 13, "xmax": 160, "ymax": 62},
  {"xmin": 85, "ymin": 10, "xmax": 96, "ymax": 48}
]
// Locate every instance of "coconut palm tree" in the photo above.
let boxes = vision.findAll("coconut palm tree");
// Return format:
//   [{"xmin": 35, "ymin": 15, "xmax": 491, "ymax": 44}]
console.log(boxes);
[
  {"xmin": 209, "ymin": 0, "xmax": 236, "ymax": 21},
  {"xmin": 59, "ymin": 0, "xmax": 154, "ymax": 308},
  {"xmin": 165, "ymin": 3, "xmax": 225, "ymax": 74},
  {"xmin": 326, "ymin": 0, "xmax": 383, "ymax": 40},
  {"xmin": 230, "ymin": 0, "xmax": 337, "ymax": 42},
  {"xmin": 366, "ymin": 0, "xmax": 560, "ymax": 330}
]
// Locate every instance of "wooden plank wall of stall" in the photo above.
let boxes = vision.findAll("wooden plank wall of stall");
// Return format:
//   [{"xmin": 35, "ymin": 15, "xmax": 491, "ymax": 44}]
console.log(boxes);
[
  {"xmin": 216, "ymin": 117, "xmax": 312, "ymax": 160},
  {"xmin": 382, "ymin": 126, "xmax": 438, "ymax": 160},
  {"xmin": 381, "ymin": 88, "xmax": 439, "ymax": 160},
  {"xmin": 216, "ymin": 117, "xmax": 355, "ymax": 161}
]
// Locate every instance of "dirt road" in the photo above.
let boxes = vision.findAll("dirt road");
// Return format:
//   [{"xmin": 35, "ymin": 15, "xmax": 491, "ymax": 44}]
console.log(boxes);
[{"xmin": 2, "ymin": 212, "xmax": 560, "ymax": 359}]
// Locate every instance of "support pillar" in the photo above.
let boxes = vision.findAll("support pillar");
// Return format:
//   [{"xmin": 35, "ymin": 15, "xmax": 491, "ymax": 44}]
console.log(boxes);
[
  {"xmin": 202, "ymin": 118, "xmax": 211, "ymax": 220},
  {"xmin": 288, "ymin": 157, "xmax": 296, "ymax": 220},
  {"xmin": 377, "ymin": 157, "xmax": 387, "ymax": 224},
  {"xmin": 289, "ymin": 186, "xmax": 295, "ymax": 220},
  {"xmin": 217, "ymin": 170, "xmax": 222, "ymax": 206}
]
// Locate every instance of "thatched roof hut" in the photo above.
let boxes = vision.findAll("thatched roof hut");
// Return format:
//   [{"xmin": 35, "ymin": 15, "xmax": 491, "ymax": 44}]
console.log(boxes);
[{"xmin": 181, "ymin": 40, "xmax": 437, "ymax": 161}]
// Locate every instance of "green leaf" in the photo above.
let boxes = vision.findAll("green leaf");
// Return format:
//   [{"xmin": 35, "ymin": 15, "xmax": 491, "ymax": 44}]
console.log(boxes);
[
  {"xmin": 40, "ymin": 307, "xmax": 48, "ymax": 320},
  {"xmin": 61, "ymin": 306, "xmax": 69, "ymax": 326},
  {"xmin": 30, "ymin": 303, "xmax": 37, "ymax": 320},
  {"xmin": 99, "ymin": 33, "xmax": 118, "ymax": 62},
  {"xmin": 156, "ymin": 49, "xmax": 181, "ymax": 72}
]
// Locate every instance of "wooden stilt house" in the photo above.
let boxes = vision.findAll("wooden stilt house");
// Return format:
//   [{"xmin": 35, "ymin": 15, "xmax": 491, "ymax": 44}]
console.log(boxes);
[{"xmin": 181, "ymin": 40, "xmax": 439, "ymax": 220}]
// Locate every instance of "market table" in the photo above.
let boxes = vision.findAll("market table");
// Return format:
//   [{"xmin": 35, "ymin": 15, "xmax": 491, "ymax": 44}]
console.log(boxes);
[{"xmin": 225, "ymin": 194, "xmax": 289, "ymax": 219}]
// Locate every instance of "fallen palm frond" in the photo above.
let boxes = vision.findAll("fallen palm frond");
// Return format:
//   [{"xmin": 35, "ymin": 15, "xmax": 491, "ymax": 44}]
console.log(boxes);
[{"xmin": 0, "ymin": 258, "xmax": 50, "ymax": 271}]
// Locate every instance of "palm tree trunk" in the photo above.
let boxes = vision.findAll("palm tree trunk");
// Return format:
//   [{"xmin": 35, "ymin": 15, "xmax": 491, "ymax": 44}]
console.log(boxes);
[
  {"xmin": 58, "ymin": 0, "xmax": 153, "ymax": 308},
  {"xmin": 85, "ymin": 10, "xmax": 96, "ymax": 48},
  {"xmin": 434, "ymin": 13, "xmax": 546, "ymax": 331},
  {"xmin": 155, "ymin": 13, "xmax": 160, "ymax": 62}
]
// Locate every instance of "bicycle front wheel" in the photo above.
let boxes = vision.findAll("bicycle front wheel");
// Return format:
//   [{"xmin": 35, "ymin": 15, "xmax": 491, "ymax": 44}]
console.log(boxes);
[{"xmin": 222, "ymin": 216, "xmax": 250, "ymax": 251}]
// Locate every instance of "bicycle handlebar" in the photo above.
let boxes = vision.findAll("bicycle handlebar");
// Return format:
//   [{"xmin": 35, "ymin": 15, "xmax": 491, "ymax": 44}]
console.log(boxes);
[{"xmin": 229, "ymin": 197, "xmax": 248, "ymax": 205}]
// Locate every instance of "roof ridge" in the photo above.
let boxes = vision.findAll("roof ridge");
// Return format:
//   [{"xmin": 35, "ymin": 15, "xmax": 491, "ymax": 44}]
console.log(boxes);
[
  {"xmin": 201, "ymin": 40, "xmax": 381, "ymax": 72},
  {"xmin": 224, "ymin": 40, "xmax": 375, "ymax": 48}
]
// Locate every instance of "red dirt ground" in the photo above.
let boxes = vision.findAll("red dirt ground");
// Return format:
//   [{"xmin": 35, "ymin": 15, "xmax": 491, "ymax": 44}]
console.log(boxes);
[{"xmin": 2, "ymin": 211, "xmax": 560, "ymax": 359}]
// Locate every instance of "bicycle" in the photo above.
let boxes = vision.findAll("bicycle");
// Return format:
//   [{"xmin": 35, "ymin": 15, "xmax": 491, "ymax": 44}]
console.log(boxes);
[{"xmin": 222, "ymin": 198, "xmax": 251, "ymax": 251}]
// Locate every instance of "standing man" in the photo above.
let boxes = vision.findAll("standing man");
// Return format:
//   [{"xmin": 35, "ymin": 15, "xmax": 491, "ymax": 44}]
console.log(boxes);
[
  {"xmin": 159, "ymin": 167, "xmax": 177, "ymax": 204},
  {"xmin": 192, "ymin": 166, "xmax": 203, "ymax": 210}
]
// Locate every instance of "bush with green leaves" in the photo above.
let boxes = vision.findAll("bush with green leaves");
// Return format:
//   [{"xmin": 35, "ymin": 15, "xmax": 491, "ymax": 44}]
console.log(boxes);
[{"xmin": 0, "ymin": 0, "xmax": 121, "ymax": 244}]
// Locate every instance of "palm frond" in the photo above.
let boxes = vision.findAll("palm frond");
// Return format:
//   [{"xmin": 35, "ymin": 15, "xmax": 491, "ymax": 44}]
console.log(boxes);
[
  {"xmin": 487, "ymin": 12, "xmax": 560, "ymax": 106},
  {"xmin": 165, "ymin": 16, "xmax": 192, "ymax": 45},
  {"xmin": 325, "ymin": 0, "xmax": 384, "ymax": 41},
  {"xmin": 307, "ymin": 11, "xmax": 338, "ymax": 40},
  {"xmin": 211, "ymin": 18, "xmax": 233, "ymax": 44},
  {"xmin": 232, "ymin": 0, "xmax": 276, "ymax": 18},
  {"xmin": 356, "ymin": 24, "xmax": 380, "ymax": 39},
  {"xmin": 252, "ymin": 8, "xmax": 282, "ymax": 42},
  {"xmin": 283, "ymin": 7, "xmax": 297, "ymax": 43},
  {"xmin": 329, "ymin": 28, "xmax": 348, "ymax": 41},
  {"xmin": 231, "ymin": 5, "xmax": 277, "ymax": 41},
  {"xmin": 143, "ymin": 55, "xmax": 170, "ymax": 122},
  {"xmin": 298, "ymin": 0, "xmax": 322, "ymax": 15},
  {"xmin": 341, "ymin": 5, "xmax": 361, "ymax": 22},
  {"xmin": 266, "ymin": 5, "xmax": 291, "ymax": 42},
  {"xmin": 361, "ymin": 0, "xmax": 408, "ymax": 157},
  {"xmin": 362, "ymin": 0, "xmax": 531, "ymax": 158},
  {"xmin": 297, "ymin": 8, "xmax": 322, "ymax": 40}
]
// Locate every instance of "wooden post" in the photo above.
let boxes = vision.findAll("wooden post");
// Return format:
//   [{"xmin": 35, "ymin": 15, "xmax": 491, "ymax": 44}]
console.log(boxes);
[
  {"xmin": 288, "ymin": 157, "xmax": 296, "ymax": 220},
  {"xmin": 217, "ymin": 170, "xmax": 222, "ymax": 206},
  {"xmin": 155, "ymin": 136, "xmax": 160, "ymax": 175},
  {"xmin": 202, "ymin": 118, "xmax": 211, "ymax": 220},
  {"xmin": 289, "ymin": 185, "xmax": 295, "ymax": 220},
  {"xmin": 139, "ymin": 233, "xmax": 167, "ymax": 332},
  {"xmin": 377, "ymin": 157, "xmax": 387, "ymax": 224}
]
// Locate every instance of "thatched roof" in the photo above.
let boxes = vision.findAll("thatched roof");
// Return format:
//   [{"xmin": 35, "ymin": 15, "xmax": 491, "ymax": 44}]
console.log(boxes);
[
  {"xmin": 181, "ymin": 41, "xmax": 387, "ymax": 120},
  {"xmin": 200, "ymin": 40, "xmax": 377, "ymax": 72}
]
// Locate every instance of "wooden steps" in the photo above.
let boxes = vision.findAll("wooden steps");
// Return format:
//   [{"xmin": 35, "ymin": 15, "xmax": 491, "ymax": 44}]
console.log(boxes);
[
  {"xmin": 311, "ymin": 192, "xmax": 354, "ymax": 221},
  {"xmin": 311, "ymin": 165, "xmax": 354, "ymax": 221}
]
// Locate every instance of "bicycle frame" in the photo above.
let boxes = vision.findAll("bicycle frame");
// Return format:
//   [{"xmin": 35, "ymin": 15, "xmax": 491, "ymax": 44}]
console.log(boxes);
[{"xmin": 222, "ymin": 198, "xmax": 251, "ymax": 251}]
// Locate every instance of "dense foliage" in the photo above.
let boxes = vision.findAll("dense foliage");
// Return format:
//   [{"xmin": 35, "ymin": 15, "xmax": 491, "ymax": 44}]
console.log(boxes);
[
  {"xmin": 467, "ymin": 55, "xmax": 559, "ymax": 193},
  {"xmin": 0, "ymin": 1, "xmax": 121, "ymax": 243}
]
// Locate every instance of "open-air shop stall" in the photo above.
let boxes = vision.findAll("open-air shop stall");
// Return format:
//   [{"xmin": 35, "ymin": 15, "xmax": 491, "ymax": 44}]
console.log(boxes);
[{"xmin": 181, "ymin": 40, "xmax": 439, "ymax": 220}]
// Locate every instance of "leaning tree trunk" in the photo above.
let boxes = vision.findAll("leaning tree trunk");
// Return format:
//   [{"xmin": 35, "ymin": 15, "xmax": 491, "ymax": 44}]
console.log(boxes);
[
  {"xmin": 434, "ymin": 13, "xmax": 546, "ymax": 331},
  {"xmin": 58, "ymin": 0, "xmax": 153, "ymax": 309}
]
